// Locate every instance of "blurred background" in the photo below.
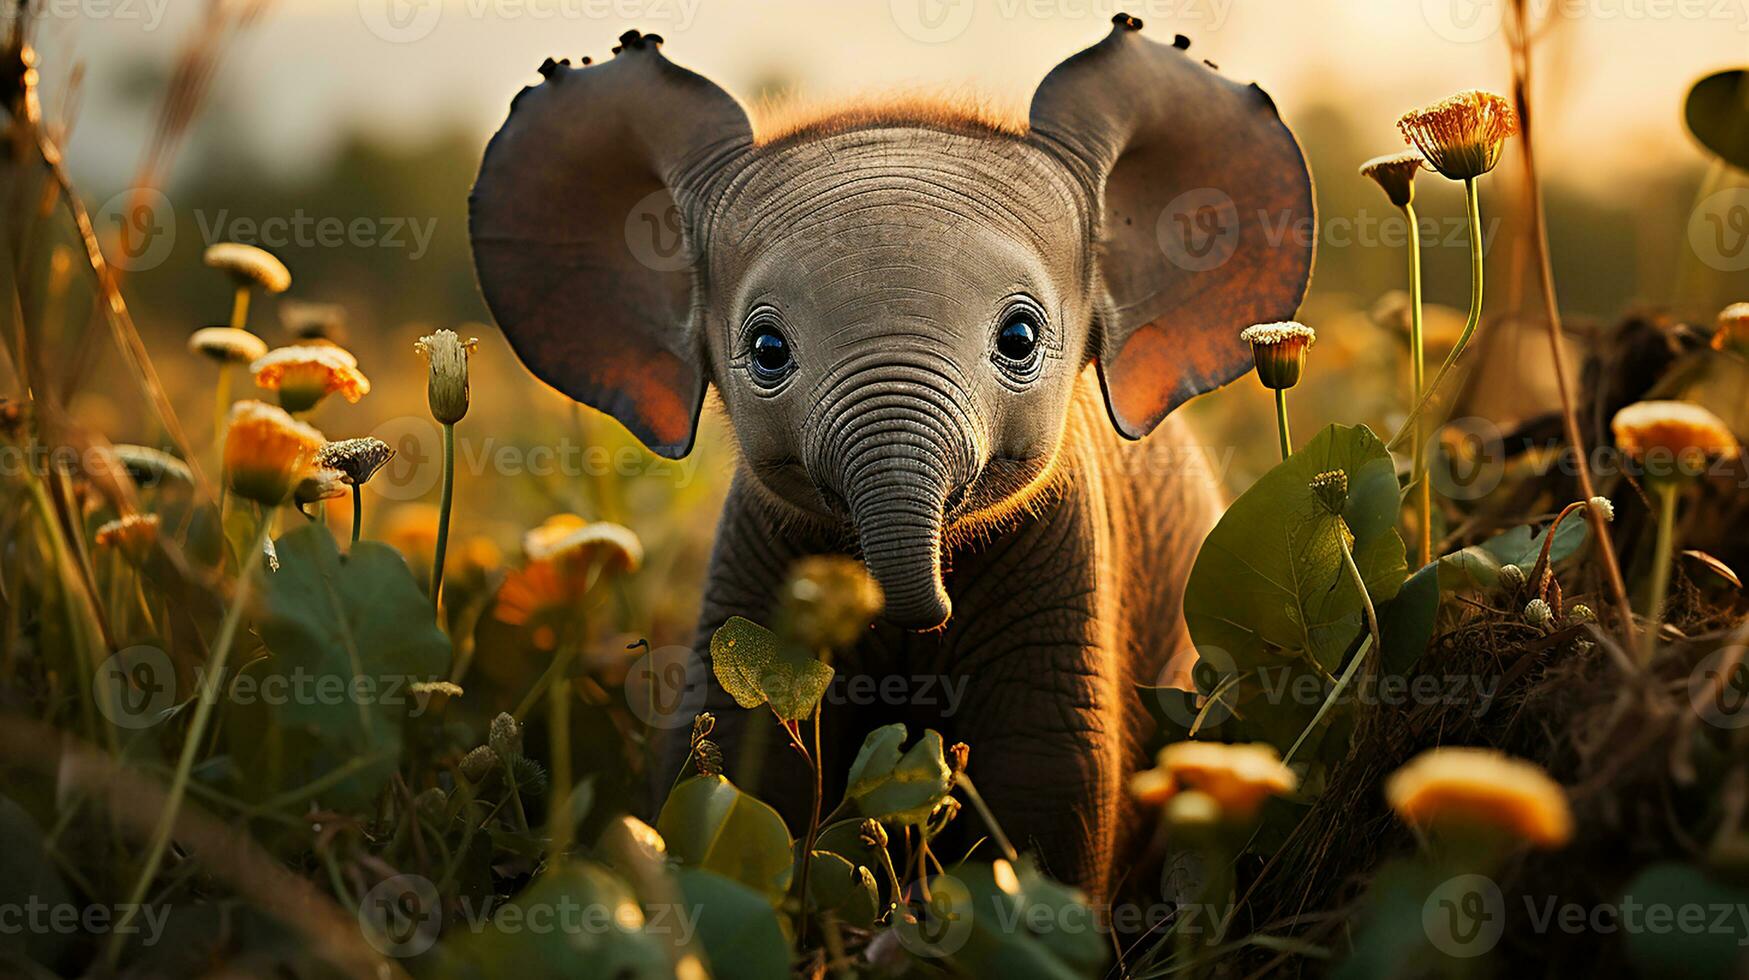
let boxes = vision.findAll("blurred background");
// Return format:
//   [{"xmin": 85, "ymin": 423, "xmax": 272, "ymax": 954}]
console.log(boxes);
[{"xmin": 17, "ymin": 0, "xmax": 1749, "ymax": 651}]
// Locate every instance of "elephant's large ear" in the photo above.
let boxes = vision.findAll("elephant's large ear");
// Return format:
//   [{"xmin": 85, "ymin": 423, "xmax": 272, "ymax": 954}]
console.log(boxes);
[
  {"xmin": 1029, "ymin": 16, "xmax": 1314, "ymax": 439},
  {"xmin": 470, "ymin": 32, "xmax": 752, "ymax": 458}
]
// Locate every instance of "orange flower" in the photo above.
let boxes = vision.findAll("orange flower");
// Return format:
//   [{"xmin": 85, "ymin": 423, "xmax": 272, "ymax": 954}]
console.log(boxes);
[
  {"xmin": 1386, "ymin": 747, "xmax": 1571, "ymax": 848},
  {"xmin": 222, "ymin": 401, "xmax": 325, "ymax": 505},
  {"xmin": 495, "ymin": 517, "xmax": 643, "ymax": 627},
  {"xmin": 1611, "ymin": 400, "xmax": 1739, "ymax": 484},
  {"xmin": 1131, "ymin": 742, "xmax": 1297, "ymax": 821},
  {"xmin": 251, "ymin": 345, "xmax": 371, "ymax": 412},
  {"xmin": 1713, "ymin": 302, "xmax": 1749, "ymax": 356},
  {"xmin": 1397, "ymin": 90, "xmax": 1518, "ymax": 181},
  {"xmin": 95, "ymin": 513, "xmax": 160, "ymax": 565}
]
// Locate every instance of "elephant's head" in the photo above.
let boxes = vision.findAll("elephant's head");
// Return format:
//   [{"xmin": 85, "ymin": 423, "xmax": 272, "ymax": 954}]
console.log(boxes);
[{"xmin": 470, "ymin": 20, "xmax": 1314, "ymax": 630}]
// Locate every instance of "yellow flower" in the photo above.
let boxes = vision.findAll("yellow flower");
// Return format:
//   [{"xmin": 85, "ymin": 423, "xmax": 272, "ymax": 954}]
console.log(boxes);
[
  {"xmin": 204, "ymin": 242, "xmax": 291, "ymax": 294},
  {"xmin": 1239, "ymin": 321, "xmax": 1316, "ymax": 390},
  {"xmin": 1359, "ymin": 150, "xmax": 1425, "ymax": 208},
  {"xmin": 187, "ymin": 326, "xmax": 268, "ymax": 365},
  {"xmin": 1133, "ymin": 742, "xmax": 1297, "ymax": 821},
  {"xmin": 95, "ymin": 513, "xmax": 160, "ymax": 565},
  {"xmin": 251, "ymin": 345, "xmax": 371, "ymax": 412},
  {"xmin": 1397, "ymin": 90, "xmax": 1518, "ymax": 180},
  {"xmin": 495, "ymin": 517, "xmax": 643, "ymax": 627},
  {"xmin": 222, "ymin": 400, "xmax": 325, "ymax": 505},
  {"xmin": 779, "ymin": 556, "xmax": 884, "ymax": 650},
  {"xmin": 1611, "ymin": 400, "xmax": 1739, "ymax": 484},
  {"xmin": 1385, "ymin": 747, "xmax": 1572, "ymax": 848},
  {"xmin": 415, "ymin": 329, "xmax": 479, "ymax": 425},
  {"xmin": 1713, "ymin": 302, "xmax": 1749, "ymax": 356}
]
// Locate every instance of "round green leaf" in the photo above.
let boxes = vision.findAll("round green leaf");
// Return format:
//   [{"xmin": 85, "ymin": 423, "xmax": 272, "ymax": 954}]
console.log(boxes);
[
  {"xmin": 657, "ymin": 775, "xmax": 794, "ymax": 902},
  {"xmin": 844, "ymin": 724, "xmax": 952, "ymax": 826}
]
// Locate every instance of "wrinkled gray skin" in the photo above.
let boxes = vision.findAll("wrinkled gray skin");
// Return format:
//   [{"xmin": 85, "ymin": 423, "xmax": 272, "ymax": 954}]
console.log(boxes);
[{"xmin": 471, "ymin": 21, "xmax": 1313, "ymax": 898}]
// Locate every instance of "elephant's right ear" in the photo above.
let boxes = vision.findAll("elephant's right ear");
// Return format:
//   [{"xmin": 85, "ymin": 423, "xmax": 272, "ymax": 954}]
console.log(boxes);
[{"xmin": 470, "ymin": 32, "xmax": 751, "ymax": 458}]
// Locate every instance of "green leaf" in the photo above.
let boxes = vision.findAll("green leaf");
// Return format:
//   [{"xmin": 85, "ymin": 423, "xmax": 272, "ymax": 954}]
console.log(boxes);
[
  {"xmin": 1622, "ymin": 863, "xmax": 1749, "ymax": 979},
  {"xmin": 1378, "ymin": 561, "xmax": 1441, "ymax": 677},
  {"xmin": 238, "ymin": 525, "xmax": 450, "ymax": 809},
  {"xmin": 1686, "ymin": 69, "xmax": 1749, "ymax": 171},
  {"xmin": 439, "ymin": 863, "xmax": 672, "ymax": 979},
  {"xmin": 657, "ymin": 775, "xmax": 794, "ymax": 902},
  {"xmin": 843, "ymin": 724, "xmax": 952, "ymax": 826},
  {"xmin": 1437, "ymin": 519, "xmax": 1588, "ymax": 594},
  {"xmin": 1185, "ymin": 424, "xmax": 1408, "ymax": 674},
  {"xmin": 912, "ymin": 859, "xmax": 1107, "ymax": 979},
  {"xmin": 676, "ymin": 868, "xmax": 793, "ymax": 980},
  {"xmin": 803, "ymin": 851, "xmax": 881, "ymax": 929},
  {"xmin": 709, "ymin": 616, "xmax": 834, "ymax": 721}
]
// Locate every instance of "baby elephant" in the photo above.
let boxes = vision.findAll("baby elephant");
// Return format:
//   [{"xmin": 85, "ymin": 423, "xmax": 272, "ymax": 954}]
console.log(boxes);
[{"xmin": 470, "ymin": 17, "xmax": 1313, "ymax": 897}]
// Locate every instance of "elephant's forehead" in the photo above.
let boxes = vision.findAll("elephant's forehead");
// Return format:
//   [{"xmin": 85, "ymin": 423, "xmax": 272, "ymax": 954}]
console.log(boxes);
[{"xmin": 714, "ymin": 127, "xmax": 1086, "ymax": 276}]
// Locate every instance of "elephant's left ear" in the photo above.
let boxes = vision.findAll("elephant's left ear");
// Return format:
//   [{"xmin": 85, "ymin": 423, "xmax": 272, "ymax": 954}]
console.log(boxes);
[{"xmin": 1029, "ymin": 16, "xmax": 1314, "ymax": 439}]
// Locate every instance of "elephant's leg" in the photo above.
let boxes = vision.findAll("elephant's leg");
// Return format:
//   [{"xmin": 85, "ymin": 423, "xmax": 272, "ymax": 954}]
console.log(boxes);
[
  {"xmin": 945, "ymin": 640, "xmax": 1123, "ymax": 898},
  {"xmin": 646, "ymin": 480, "xmax": 842, "ymax": 832}
]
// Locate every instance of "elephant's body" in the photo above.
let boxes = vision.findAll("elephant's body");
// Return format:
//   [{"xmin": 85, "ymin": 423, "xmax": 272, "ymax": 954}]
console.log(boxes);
[{"xmin": 672, "ymin": 381, "xmax": 1221, "ymax": 897}]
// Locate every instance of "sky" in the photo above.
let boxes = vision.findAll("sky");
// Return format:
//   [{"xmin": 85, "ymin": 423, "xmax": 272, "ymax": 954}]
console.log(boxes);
[{"xmin": 28, "ymin": 0, "xmax": 1749, "ymax": 194}]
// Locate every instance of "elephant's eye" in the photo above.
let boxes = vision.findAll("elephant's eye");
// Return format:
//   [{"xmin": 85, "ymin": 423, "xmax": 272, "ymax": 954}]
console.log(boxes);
[
  {"xmin": 748, "ymin": 324, "xmax": 794, "ymax": 386},
  {"xmin": 992, "ymin": 303, "xmax": 1045, "ymax": 380}
]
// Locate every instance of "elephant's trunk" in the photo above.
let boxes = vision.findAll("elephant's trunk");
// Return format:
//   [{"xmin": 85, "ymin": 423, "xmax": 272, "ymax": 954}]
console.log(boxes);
[{"xmin": 810, "ymin": 352, "xmax": 982, "ymax": 631}]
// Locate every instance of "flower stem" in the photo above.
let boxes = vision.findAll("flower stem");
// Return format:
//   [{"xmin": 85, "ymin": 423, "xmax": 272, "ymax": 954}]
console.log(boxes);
[
  {"xmin": 229, "ymin": 285, "xmax": 250, "ymax": 331},
  {"xmin": 350, "ymin": 485, "xmax": 363, "ymax": 546},
  {"xmin": 1403, "ymin": 201, "xmax": 1431, "ymax": 566},
  {"xmin": 954, "ymin": 773, "xmax": 1018, "ymax": 862},
  {"xmin": 213, "ymin": 367, "xmax": 231, "ymax": 449},
  {"xmin": 1643, "ymin": 482, "xmax": 1679, "ymax": 663},
  {"xmin": 1285, "ymin": 530, "xmax": 1379, "ymax": 766},
  {"xmin": 106, "ymin": 516, "xmax": 270, "ymax": 969},
  {"xmin": 430, "ymin": 421, "xmax": 455, "ymax": 616},
  {"xmin": 1274, "ymin": 388, "xmax": 1292, "ymax": 460},
  {"xmin": 1390, "ymin": 176, "xmax": 1484, "ymax": 451},
  {"xmin": 547, "ymin": 668, "xmax": 574, "ymax": 859}
]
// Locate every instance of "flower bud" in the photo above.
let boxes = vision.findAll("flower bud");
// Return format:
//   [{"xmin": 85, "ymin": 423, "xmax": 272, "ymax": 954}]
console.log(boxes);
[
  {"xmin": 858, "ymin": 818, "xmax": 889, "ymax": 850},
  {"xmin": 488, "ymin": 711, "xmax": 522, "ymax": 760},
  {"xmin": 1239, "ymin": 321, "xmax": 1316, "ymax": 390},
  {"xmin": 459, "ymin": 745, "xmax": 498, "ymax": 782},
  {"xmin": 1524, "ymin": 598, "xmax": 1552, "ymax": 627},
  {"xmin": 1310, "ymin": 469, "xmax": 1349, "ymax": 516},
  {"xmin": 95, "ymin": 513, "xmax": 160, "ymax": 566},
  {"xmin": 1587, "ymin": 496, "xmax": 1614, "ymax": 522},
  {"xmin": 1568, "ymin": 604, "xmax": 1595, "ymax": 623},
  {"xmin": 1359, "ymin": 150, "xmax": 1424, "ymax": 209},
  {"xmin": 693, "ymin": 739, "xmax": 723, "ymax": 777},
  {"xmin": 415, "ymin": 329, "xmax": 479, "ymax": 425},
  {"xmin": 1498, "ymin": 563, "xmax": 1527, "ymax": 591},
  {"xmin": 778, "ymin": 555, "xmax": 884, "ymax": 651},
  {"xmin": 315, "ymin": 436, "xmax": 395, "ymax": 486}
]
